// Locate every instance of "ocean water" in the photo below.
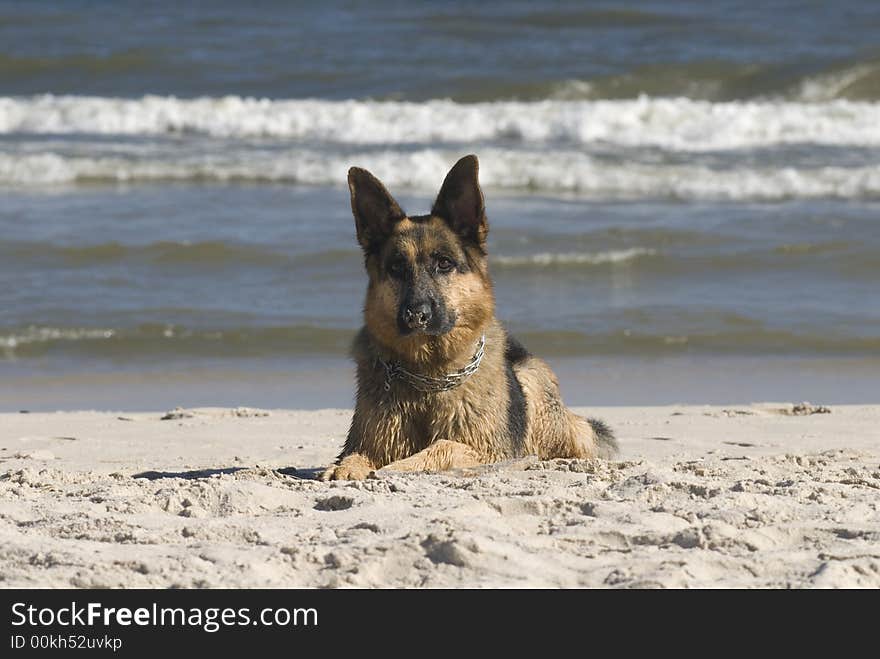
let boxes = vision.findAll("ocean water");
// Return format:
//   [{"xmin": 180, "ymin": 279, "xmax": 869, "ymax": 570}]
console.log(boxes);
[{"xmin": 1, "ymin": 0, "xmax": 879, "ymax": 410}]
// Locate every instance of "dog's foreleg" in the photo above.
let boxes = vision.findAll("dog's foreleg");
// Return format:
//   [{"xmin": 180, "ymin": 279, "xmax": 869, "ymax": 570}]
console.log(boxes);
[{"xmin": 378, "ymin": 440, "xmax": 483, "ymax": 474}]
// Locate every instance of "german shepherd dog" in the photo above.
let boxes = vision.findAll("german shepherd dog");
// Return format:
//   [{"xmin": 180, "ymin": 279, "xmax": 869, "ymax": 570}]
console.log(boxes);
[{"xmin": 321, "ymin": 155, "xmax": 616, "ymax": 480}]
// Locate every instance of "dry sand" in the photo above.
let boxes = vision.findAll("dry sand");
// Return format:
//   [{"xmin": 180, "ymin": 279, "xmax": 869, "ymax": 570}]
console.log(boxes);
[{"xmin": 1, "ymin": 404, "xmax": 878, "ymax": 588}]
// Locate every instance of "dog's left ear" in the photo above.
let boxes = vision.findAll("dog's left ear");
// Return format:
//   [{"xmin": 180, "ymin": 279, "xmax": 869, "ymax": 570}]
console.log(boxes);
[{"xmin": 432, "ymin": 155, "xmax": 488, "ymax": 248}]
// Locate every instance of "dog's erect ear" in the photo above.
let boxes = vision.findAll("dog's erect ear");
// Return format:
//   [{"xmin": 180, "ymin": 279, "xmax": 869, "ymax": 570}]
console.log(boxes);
[
  {"xmin": 431, "ymin": 155, "xmax": 487, "ymax": 247},
  {"xmin": 348, "ymin": 167, "xmax": 405, "ymax": 252}
]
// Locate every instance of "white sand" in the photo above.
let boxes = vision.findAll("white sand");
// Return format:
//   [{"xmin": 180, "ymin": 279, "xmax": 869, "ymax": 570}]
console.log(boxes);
[{"xmin": 1, "ymin": 404, "xmax": 878, "ymax": 588}]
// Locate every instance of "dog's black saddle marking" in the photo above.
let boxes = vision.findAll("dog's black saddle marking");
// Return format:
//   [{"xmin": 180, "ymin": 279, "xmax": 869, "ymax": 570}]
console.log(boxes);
[{"xmin": 504, "ymin": 333, "xmax": 529, "ymax": 457}]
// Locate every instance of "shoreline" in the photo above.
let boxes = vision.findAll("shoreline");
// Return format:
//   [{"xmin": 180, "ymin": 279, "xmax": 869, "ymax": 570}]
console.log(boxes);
[
  {"xmin": 4, "ymin": 354, "xmax": 880, "ymax": 412},
  {"xmin": 1, "ymin": 404, "xmax": 878, "ymax": 588}
]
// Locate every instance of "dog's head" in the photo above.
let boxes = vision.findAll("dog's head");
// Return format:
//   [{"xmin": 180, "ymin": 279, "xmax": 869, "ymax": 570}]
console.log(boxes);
[{"xmin": 348, "ymin": 155, "xmax": 494, "ymax": 363}]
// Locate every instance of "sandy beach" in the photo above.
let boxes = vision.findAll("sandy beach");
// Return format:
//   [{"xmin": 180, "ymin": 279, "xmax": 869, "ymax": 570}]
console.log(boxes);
[{"xmin": 1, "ymin": 403, "xmax": 877, "ymax": 588}]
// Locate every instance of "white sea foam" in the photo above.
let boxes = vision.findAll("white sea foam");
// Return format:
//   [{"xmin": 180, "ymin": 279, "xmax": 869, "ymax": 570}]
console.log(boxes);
[
  {"xmin": 4, "ymin": 94, "xmax": 880, "ymax": 199},
  {"xmin": 494, "ymin": 248, "xmax": 656, "ymax": 266},
  {"xmin": 0, "ymin": 327, "xmax": 115, "ymax": 352},
  {"xmin": 4, "ymin": 148, "xmax": 880, "ymax": 200},
  {"xmin": 2, "ymin": 94, "xmax": 880, "ymax": 151}
]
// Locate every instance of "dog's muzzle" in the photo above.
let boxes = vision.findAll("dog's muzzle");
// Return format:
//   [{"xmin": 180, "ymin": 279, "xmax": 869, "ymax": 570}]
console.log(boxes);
[{"xmin": 402, "ymin": 302, "xmax": 432, "ymax": 330}]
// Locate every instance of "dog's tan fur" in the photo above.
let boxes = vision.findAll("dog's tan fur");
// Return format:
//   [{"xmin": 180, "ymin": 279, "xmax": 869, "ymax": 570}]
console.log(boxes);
[{"xmin": 321, "ymin": 155, "xmax": 616, "ymax": 480}]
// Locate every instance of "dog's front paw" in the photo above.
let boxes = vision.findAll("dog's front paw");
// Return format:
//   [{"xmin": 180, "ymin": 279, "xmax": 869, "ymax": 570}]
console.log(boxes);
[
  {"xmin": 319, "ymin": 454, "xmax": 375, "ymax": 481},
  {"xmin": 320, "ymin": 464, "xmax": 371, "ymax": 481}
]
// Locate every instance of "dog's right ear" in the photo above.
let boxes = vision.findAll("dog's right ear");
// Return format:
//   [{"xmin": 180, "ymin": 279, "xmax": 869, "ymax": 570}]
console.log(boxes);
[{"xmin": 348, "ymin": 167, "xmax": 405, "ymax": 252}]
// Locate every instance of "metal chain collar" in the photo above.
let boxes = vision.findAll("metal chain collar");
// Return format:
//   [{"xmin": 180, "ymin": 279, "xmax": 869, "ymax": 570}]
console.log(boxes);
[{"xmin": 379, "ymin": 334, "xmax": 486, "ymax": 393}]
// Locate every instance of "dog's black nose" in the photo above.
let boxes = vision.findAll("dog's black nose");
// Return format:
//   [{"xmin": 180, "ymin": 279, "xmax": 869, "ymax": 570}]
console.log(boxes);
[{"xmin": 403, "ymin": 302, "xmax": 432, "ymax": 329}]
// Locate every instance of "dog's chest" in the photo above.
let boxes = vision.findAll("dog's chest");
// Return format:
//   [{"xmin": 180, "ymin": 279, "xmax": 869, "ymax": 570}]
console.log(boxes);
[{"xmin": 389, "ymin": 380, "xmax": 500, "ymax": 450}]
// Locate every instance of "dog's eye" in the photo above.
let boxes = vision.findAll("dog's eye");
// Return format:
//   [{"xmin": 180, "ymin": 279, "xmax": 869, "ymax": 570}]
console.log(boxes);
[
  {"xmin": 436, "ymin": 257, "xmax": 455, "ymax": 274},
  {"xmin": 388, "ymin": 260, "xmax": 405, "ymax": 277}
]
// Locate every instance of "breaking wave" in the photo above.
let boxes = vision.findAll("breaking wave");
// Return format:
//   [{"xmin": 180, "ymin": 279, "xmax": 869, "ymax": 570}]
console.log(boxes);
[
  {"xmin": 4, "ymin": 149, "xmax": 880, "ymax": 200},
  {"xmin": 4, "ymin": 323, "xmax": 879, "ymax": 360},
  {"xmin": 494, "ymin": 248, "xmax": 656, "ymax": 267},
  {"xmin": 2, "ymin": 94, "xmax": 880, "ymax": 150}
]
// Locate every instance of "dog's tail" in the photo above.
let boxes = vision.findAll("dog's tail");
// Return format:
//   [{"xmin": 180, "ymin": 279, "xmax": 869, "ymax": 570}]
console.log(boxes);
[{"xmin": 588, "ymin": 418, "xmax": 618, "ymax": 459}]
